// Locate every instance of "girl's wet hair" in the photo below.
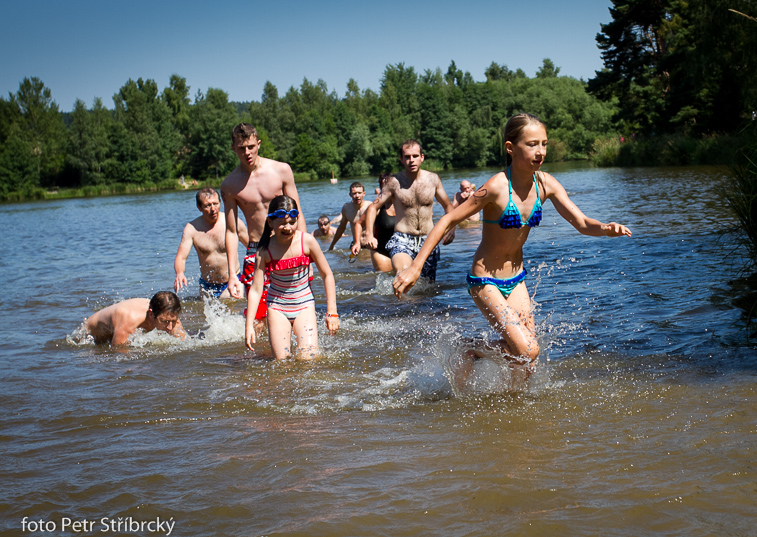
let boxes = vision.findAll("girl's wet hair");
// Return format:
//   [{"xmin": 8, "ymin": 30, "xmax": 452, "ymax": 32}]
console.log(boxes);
[
  {"xmin": 259, "ymin": 195, "xmax": 298, "ymax": 251},
  {"xmin": 504, "ymin": 113, "xmax": 546, "ymax": 167}
]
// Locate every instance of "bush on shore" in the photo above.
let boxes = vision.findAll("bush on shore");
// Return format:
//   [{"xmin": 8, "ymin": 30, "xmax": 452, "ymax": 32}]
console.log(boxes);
[{"xmin": 591, "ymin": 134, "xmax": 742, "ymax": 167}]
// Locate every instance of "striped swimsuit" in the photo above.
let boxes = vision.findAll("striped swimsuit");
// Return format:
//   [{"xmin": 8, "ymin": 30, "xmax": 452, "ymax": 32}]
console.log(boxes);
[{"xmin": 266, "ymin": 232, "xmax": 314, "ymax": 321}]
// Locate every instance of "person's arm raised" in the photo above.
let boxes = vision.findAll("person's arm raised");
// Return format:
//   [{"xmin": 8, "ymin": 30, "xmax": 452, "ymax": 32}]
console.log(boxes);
[
  {"xmin": 434, "ymin": 176, "xmax": 456, "ymax": 245},
  {"xmin": 544, "ymin": 172, "xmax": 632, "ymax": 238},
  {"xmin": 393, "ymin": 182, "xmax": 490, "ymax": 298}
]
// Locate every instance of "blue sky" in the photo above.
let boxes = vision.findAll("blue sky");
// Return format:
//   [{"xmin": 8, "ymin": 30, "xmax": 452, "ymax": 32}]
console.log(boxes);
[{"xmin": 1, "ymin": 0, "xmax": 613, "ymax": 112}]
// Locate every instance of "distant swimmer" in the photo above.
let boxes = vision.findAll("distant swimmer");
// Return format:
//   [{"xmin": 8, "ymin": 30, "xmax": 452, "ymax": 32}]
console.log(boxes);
[
  {"xmin": 393, "ymin": 113, "xmax": 631, "ymax": 381},
  {"xmin": 352, "ymin": 173, "xmax": 395, "ymax": 272},
  {"xmin": 452, "ymin": 180, "xmax": 481, "ymax": 221},
  {"xmin": 327, "ymin": 182, "xmax": 371, "ymax": 252},
  {"xmin": 245, "ymin": 195, "xmax": 339, "ymax": 360},
  {"xmin": 84, "ymin": 291, "xmax": 185, "ymax": 346},
  {"xmin": 363, "ymin": 139, "xmax": 455, "ymax": 281},
  {"xmin": 174, "ymin": 187, "xmax": 249, "ymax": 298},
  {"xmin": 221, "ymin": 123, "xmax": 306, "ymax": 318},
  {"xmin": 312, "ymin": 214, "xmax": 337, "ymax": 238}
]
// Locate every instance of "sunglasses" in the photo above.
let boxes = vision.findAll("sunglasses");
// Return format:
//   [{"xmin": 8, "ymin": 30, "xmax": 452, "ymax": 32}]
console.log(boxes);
[{"xmin": 267, "ymin": 209, "xmax": 299, "ymax": 219}]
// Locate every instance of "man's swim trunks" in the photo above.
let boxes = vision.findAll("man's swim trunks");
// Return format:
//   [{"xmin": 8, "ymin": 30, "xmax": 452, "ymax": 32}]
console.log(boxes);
[
  {"xmin": 240, "ymin": 240, "xmax": 269, "ymax": 320},
  {"xmin": 199, "ymin": 277, "xmax": 229, "ymax": 298},
  {"xmin": 385, "ymin": 231, "xmax": 440, "ymax": 281}
]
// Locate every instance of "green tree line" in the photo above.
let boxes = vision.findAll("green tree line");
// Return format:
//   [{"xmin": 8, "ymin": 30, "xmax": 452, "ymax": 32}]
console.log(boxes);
[
  {"xmin": 588, "ymin": 0, "xmax": 757, "ymax": 136},
  {"xmin": 0, "ymin": 59, "xmax": 617, "ymax": 198}
]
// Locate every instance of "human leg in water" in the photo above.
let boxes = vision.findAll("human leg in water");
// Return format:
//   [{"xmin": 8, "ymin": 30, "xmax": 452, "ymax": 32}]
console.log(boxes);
[
  {"xmin": 468, "ymin": 281, "xmax": 539, "ymax": 388},
  {"xmin": 292, "ymin": 304, "xmax": 318, "ymax": 360},
  {"xmin": 266, "ymin": 308, "xmax": 294, "ymax": 360}
]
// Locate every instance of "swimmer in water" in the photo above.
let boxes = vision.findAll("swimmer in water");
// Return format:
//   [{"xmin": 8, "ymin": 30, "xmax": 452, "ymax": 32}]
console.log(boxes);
[
  {"xmin": 84, "ymin": 291, "xmax": 186, "ymax": 346},
  {"xmin": 393, "ymin": 113, "xmax": 631, "ymax": 378},
  {"xmin": 328, "ymin": 182, "xmax": 371, "ymax": 252},
  {"xmin": 245, "ymin": 195, "xmax": 339, "ymax": 360},
  {"xmin": 452, "ymin": 180, "xmax": 481, "ymax": 221},
  {"xmin": 363, "ymin": 139, "xmax": 456, "ymax": 281},
  {"xmin": 174, "ymin": 187, "xmax": 248, "ymax": 299},
  {"xmin": 351, "ymin": 173, "xmax": 396, "ymax": 272},
  {"xmin": 221, "ymin": 123, "xmax": 307, "ymax": 318},
  {"xmin": 312, "ymin": 214, "xmax": 337, "ymax": 238}
]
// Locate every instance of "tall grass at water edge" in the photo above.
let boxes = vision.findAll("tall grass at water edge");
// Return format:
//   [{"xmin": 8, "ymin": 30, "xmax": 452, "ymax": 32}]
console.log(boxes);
[
  {"xmin": 721, "ymin": 129, "xmax": 757, "ymax": 336},
  {"xmin": 591, "ymin": 134, "xmax": 741, "ymax": 167}
]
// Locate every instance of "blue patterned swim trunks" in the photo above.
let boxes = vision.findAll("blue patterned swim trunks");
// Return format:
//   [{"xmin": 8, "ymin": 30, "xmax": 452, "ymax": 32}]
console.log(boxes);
[{"xmin": 385, "ymin": 231, "xmax": 441, "ymax": 281}]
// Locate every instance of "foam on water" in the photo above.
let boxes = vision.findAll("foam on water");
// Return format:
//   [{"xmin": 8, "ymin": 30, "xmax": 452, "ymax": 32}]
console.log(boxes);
[{"xmin": 61, "ymin": 271, "xmax": 598, "ymax": 414}]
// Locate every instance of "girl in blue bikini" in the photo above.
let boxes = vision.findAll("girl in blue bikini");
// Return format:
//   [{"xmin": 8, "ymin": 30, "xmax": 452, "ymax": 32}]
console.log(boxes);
[{"xmin": 393, "ymin": 113, "xmax": 631, "ymax": 372}]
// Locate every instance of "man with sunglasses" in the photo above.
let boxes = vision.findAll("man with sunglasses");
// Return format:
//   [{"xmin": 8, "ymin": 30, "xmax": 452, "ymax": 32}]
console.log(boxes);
[
  {"xmin": 221, "ymin": 124, "xmax": 306, "ymax": 316},
  {"xmin": 312, "ymin": 214, "xmax": 337, "ymax": 238}
]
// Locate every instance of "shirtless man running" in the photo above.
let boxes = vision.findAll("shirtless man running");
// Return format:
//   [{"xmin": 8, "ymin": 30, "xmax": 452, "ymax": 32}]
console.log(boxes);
[
  {"xmin": 221, "ymin": 123, "xmax": 306, "ymax": 317},
  {"xmin": 328, "ymin": 182, "xmax": 371, "ymax": 252},
  {"xmin": 363, "ymin": 139, "xmax": 455, "ymax": 280},
  {"xmin": 174, "ymin": 187, "xmax": 248, "ymax": 298},
  {"xmin": 84, "ymin": 291, "xmax": 185, "ymax": 346}
]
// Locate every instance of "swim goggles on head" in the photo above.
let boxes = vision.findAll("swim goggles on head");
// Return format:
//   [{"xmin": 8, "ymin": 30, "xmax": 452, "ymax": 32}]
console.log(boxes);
[{"xmin": 267, "ymin": 209, "xmax": 299, "ymax": 219}]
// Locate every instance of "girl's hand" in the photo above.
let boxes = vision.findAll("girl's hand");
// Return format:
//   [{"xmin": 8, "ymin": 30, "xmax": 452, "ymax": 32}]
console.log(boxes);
[
  {"xmin": 325, "ymin": 313, "xmax": 340, "ymax": 334},
  {"xmin": 603, "ymin": 222, "xmax": 632, "ymax": 237},
  {"xmin": 245, "ymin": 323, "xmax": 256, "ymax": 351},
  {"xmin": 393, "ymin": 265, "xmax": 422, "ymax": 299}
]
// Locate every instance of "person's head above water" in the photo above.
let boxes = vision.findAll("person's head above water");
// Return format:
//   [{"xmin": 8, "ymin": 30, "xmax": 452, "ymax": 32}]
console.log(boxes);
[
  {"xmin": 231, "ymin": 123, "xmax": 262, "ymax": 169},
  {"xmin": 148, "ymin": 291, "xmax": 182, "ymax": 333},
  {"xmin": 317, "ymin": 214, "xmax": 331, "ymax": 232},
  {"xmin": 349, "ymin": 182, "xmax": 365, "ymax": 204},
  {"xmin": 196, "ymin": 187, "xmax": 219, "ymax": 208},
  {"xmin": 231, "ymin": 123, "xmax": 259, "ymax": 145},
  {"xmin": 398, "ymin": 139, "xmax": 424, "ymax": 174},
  {"xmin": 195, "ymin": 187, "xmax": 221, "ymax": 223},
  {"xmin": 503, "ymin": 113, "xmax": 546, "ymax": 167},
  {"xmin": 260, "ymin": 195, "xmax": 299, "ymax": 250},
  {"xmin": 378, "ymin": 172, "xmax": 392, "ymax": 190}
]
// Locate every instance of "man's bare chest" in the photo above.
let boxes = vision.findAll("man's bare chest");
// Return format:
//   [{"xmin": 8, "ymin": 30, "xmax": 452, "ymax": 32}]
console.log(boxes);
[
  {"xmin": 194, "ymin": 228, "xmax": 225, "ymax": 255},
  {"xmin": 394, "ymin": 181, "xmax": 435, "ymax": 208}
]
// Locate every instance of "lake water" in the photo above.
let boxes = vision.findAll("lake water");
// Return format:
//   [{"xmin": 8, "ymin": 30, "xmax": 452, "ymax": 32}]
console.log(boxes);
[{"xmin": 1, "ymin": 163, "xmax": 755, "ymax": 536}]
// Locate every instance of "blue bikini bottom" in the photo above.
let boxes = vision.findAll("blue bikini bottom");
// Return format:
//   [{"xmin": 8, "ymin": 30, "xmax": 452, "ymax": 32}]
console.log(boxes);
[{"xmin": 466, "ymin": 269, "xmax": 527, "ymax": 298}]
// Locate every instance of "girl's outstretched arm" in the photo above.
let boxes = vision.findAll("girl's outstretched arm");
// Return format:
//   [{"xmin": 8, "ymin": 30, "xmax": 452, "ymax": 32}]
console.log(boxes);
[
  {"xmin": 305, "ymin": 234, "xmax": 340, "ymax": 334},
  {"xmin": 244, "ymin": 250, "xmax": 268, "ymax": 351},
  {"xmin": 543, "ymin": 172, "xmax": 632, "ymax": 238},
  {"xmin": 392, "ymin": 177, "xmax": 497, "ymax": 298}
]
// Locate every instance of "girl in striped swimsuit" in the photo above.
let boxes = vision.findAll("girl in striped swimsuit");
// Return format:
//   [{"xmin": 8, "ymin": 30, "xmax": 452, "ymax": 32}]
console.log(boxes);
[{"xmin": 245, "ymin": 195, "xmax": 339, "ymax": 360}]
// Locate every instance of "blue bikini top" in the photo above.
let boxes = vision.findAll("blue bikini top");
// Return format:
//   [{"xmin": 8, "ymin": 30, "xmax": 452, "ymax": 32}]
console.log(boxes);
[{"xmin": 483, "ymin": 167, "xmax": 542, "ymax": 229}]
